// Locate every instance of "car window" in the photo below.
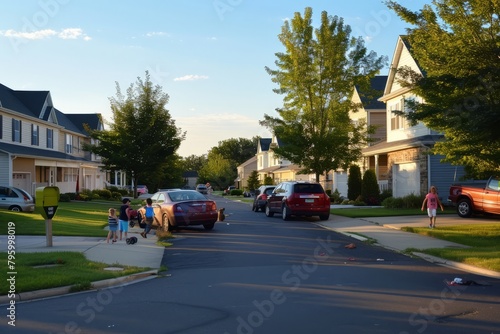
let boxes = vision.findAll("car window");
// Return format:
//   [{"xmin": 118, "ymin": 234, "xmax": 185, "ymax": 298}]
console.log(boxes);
[
  {"xmin": 0, "ymin": 187, "xmax": 7, "ymax": 198},
  {"xmin": 293, "ymin": 183, "xmax": 324, "ymax": 194},
  {"xmin": 16, "ymin": 188, "xmax": 29, "ymax": 198},
  {"xmin": 265, "ymin": 188, "xmax": 275, "ymax": 195},
  {"xmin": 154, "ymin": 193, "xmax": 165, "ymax": 204}
]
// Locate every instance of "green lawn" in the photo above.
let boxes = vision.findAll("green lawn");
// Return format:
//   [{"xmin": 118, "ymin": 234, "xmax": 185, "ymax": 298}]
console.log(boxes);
[{"xmin": 0, "ymin": 199, "xmax": 151, "ymax": 295}]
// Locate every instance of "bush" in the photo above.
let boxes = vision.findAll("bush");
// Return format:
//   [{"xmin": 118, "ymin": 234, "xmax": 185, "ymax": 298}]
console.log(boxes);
[
  {"xmin": 362, "ymin": 169, "xmax": 381, "ymax": 205},
  {"xmin": 93, "ymin": 189, "xmax": 112, "ymax": 199},
  {"xmin": 382, "ymin": 193, "xmax": 423, "ymax": 209},
  {"xmin": 348, "ymin": 165, "xmax": 362, "ymax": 201},
  {"xmin": 60, "ymin": 193, "xmax": 71, "ymax": 202},
  {"xmin": 111, "ymin": 192, "xmax": 123, "ymax": 201},
  {"xmin": 230, "ymin": 189, "xmax": 243, "ymax": 196}
]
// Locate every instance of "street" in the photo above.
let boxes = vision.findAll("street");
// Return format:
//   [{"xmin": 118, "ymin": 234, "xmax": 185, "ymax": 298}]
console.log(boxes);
[{"xmin": 4, "ymin": 198, "xmax": 500, "ymax": 334}]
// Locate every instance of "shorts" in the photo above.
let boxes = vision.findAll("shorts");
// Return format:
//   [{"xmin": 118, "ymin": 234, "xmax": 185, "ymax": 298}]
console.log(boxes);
[
  {"xmin": 119, "ymin": 219, "xmax": 129, "ymax": 232},
  {"xmin": 427, "ymin": 208, "xmax": 437, "ymax": 217},
  {"xmin": 108, "ymin": 224, "xmax": 118, "ymax": 232}
]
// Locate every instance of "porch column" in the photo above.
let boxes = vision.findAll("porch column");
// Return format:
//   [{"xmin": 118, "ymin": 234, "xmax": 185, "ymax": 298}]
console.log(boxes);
[{"xmin": 375, "ymin": 154, "xmax": 380, "ymax": 180}]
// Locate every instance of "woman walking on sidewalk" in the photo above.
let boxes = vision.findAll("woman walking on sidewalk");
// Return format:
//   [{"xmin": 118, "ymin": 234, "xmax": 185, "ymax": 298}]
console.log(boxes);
[{"xmin": 421, "ymin": 185, "xmax": 444, "ymax": 228}]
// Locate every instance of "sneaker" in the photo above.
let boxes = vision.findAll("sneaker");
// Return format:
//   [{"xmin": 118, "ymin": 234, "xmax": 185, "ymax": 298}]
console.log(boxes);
[
  {"xmin": 429, "ymin": 224, "xmax": 432, "ymax": 228},
  {"xmin": 140, "ymin": 232, "xmax": 146, "ymax": 238}
]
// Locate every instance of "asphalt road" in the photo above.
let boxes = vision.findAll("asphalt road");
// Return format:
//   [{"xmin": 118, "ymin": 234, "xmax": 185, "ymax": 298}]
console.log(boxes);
[{"xmin": 4, "ymin": 198, "xmax": 500, "ymax": 334}]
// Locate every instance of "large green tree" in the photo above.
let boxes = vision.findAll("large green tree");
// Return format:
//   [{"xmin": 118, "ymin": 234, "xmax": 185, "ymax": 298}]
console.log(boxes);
[
  {"xmin": 386, "ymin": 0, "xmax": 500, "ymax": 178},
  {"xmin": 85, "ymin": 72, "xmax": 185, "ymax": 196},
  {"xmin": 211, "ymin": 137, "xmax": 259, "ymax": 166},
  {"xmin": 197, "ymin": 151, "xmax": 235, "ymax": 189},
  {"xmin": 260, "ymin": 7, "xmax": 386, "ymax": 182}
]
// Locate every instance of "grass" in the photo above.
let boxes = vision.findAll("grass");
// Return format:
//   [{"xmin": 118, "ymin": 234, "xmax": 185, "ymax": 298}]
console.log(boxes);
[
  {"xmin": 330, "ymin": 206, "xmax": 456, "ymax": 218},
  {"xmin": 401, "ymin": 224, "xmax": 500, "ymax": 272},
  {"xmin": 0, "ymin": 199, "xmax": 156, "ymax": 295},
  {"xmin": 0, "ymin": 252, "xmax": 146, "ymax": 295}
]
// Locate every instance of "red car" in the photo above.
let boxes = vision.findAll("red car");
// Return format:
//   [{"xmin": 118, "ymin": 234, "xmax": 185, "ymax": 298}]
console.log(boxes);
[
  {"xmin": 139, "ymin": 190, "xmax": 218, "ymax": 231},
  {"xmin": 265, "ymin": 181, "xmax": 330, "ymax": 221}
]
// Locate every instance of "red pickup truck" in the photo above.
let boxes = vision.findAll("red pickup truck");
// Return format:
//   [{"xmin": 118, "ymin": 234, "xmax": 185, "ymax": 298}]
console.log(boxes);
[{"xmin": 448, "ymin": 176, "xmax": 500, "ymax": 217}]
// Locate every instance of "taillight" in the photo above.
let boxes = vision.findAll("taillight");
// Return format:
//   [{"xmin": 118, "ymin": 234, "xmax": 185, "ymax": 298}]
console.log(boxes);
[
  {"xmin": 174, "ymin": 204, "xmax": 184, "ymax": 213},
  {"xmin": 261, "ymin": 194, "xmax": 268, "ymax": 200}
]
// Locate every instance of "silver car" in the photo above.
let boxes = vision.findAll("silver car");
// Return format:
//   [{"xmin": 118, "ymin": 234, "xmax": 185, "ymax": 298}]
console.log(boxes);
[{"xmin": 0, "ymin": 186, "xmax": 35, "ymax": 212}]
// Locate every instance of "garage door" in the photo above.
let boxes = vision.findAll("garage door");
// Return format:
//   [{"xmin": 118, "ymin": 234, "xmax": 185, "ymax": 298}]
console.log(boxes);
[
  {"xmin": 393, "ymin": 163, "xmax": 419, "ymax": 198},
  {"xmin": 13, "ymin": 173, "xmax": 31, "ymax": 193}
]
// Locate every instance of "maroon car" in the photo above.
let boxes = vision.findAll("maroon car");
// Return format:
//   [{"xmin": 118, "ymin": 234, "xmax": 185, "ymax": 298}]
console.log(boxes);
[{"xmin": 139, "ymin": 190, "xmax": 218, "ymax": 231}]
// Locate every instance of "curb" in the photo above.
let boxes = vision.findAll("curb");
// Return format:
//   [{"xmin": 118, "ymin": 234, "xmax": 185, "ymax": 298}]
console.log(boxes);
[
  {"xmin": 0, "ymin": 270, "xmax": 158, "ymax": 305},
  {"xmin": 412, "ymin": 252, "xmax": 500, "ymax": 279}
]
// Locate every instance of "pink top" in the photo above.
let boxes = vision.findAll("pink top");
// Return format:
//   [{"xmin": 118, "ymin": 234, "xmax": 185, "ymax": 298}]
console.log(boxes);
[{"xmin": 425, "ymin": 193, "xmax": 439, "ymax": 210}]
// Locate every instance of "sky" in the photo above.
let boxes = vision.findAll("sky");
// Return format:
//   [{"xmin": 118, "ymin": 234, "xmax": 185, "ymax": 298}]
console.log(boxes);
[{"xmin": 0, "ymin": 0, "xmax": 430, "ymax": 157}]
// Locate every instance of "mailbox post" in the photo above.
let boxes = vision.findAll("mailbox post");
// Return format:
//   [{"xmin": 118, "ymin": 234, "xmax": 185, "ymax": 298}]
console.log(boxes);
[{"xmin": 35, "ymin": 187, "xmax": 60, "ymax": 247}]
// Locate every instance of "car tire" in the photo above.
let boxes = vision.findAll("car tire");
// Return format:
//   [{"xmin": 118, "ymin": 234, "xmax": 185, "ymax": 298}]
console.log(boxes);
[
  {"xmin": 265, "ymin": 205, "xmax": 274, "ymax": 217},
  {"xmin": 319, "ymin": 213, "xmax": 330, "ymax": 221},
  {"xmin": 282, "ymin": 204, "xmax": 290, "ymax": 220},
  {"xmin": 457, "ymin": 198, "xmax": 473, "ymax": 218},
  {"xmin": 252, "ymin": 203, "xmax": 258, "ymax": 212},
  {"xmin": 10, "ymin": 206, "xmax": 22, "ymax": 212},
  {"xmin": 204, "ymin": 223, "xmax": 215, "ymax": 230},
  {"xmin": 163, "ymin": 214, "xmax": 174, "ymax": 231}
]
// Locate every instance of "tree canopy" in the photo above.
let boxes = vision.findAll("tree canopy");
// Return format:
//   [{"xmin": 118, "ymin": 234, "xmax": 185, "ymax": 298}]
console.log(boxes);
[
  {"xmin": 84, "ymin": 72, "xmax": 185, "ymax": 195},
  {"xmin": 386, "ymin": 0, "xmax": 500, "ymax": 177},
  {"xmin": 260, "ymin": 7, "xmax": 387, "ymax": 182}
]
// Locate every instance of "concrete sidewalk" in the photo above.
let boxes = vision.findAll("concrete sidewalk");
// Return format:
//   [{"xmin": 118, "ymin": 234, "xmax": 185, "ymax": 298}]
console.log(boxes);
[{"xmin": 317, "ymin": 214, "xmax": 500, "ymax": 279}]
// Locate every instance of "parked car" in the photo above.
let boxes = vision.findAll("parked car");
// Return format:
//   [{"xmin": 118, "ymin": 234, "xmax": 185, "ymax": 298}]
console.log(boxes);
[
  {"xmin": 196, "ymin": 184, "xmax": 208, "ymax": 194},
  {"xmin": 138, "ymin": 190, "xmax": 218, "ymax": 231},
  {"xmin": 448, "ymin": 176, "xmax": 500, "ymax": 218},
  {"xmin": 252, "ymin": 185, "xmax": 276, "ymax": 212},
  {"xmin": 136, "ymin": 185, "xmax": 148, "ymax": 196},
  {"xmin": 224, "ymin": 186, "xmax": 236, "ymax": 195},
  {"xmin": 265, "ymin": 181, "xmax": 330, "ymax": 220},
  {"xmin": 0, "ymin": 186, "xmax": 35, "ymax": 212}
]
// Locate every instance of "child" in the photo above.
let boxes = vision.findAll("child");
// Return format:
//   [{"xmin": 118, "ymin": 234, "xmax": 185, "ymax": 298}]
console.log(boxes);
[
  {"xmin": 107, "ymin": 208, "xmax": 118, "ymax": 243},
  {"xmin": 141, "ymin": 198, "xmax": 154, "ymax": 238},
  {"xmin": 421, "ymin": 185, "xmax": 444, "ymax": 228},
  {"xmin": 119, "ymin": 198, "xmax": 132, "ymax": 240}
]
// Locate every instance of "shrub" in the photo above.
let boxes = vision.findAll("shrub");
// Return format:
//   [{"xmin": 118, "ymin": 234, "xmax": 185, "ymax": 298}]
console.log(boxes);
[
  {"xmin": 59, "ymin": 193, "xmax": 71, "ymax": 202},
  {"xmin": 230, "ymin": 189, "xmax": 243, "ymax": 196},
  {"xmin": 362, "ymin": 169, "xmax": 381, "ymax": 205},
  {"xmin": 93, "ymin": 189, "xmax": 112, "ymax": 199},
  {"xmin": 348, "ymin": 165, "xmax": 362, "ymax": 201},
  {"xmin": 111, "ymin": 192, "xmax": 123, "ymax": 201}
]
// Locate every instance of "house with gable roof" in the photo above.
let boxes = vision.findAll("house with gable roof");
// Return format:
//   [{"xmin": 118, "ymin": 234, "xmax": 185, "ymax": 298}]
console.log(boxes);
[
  {"xmin": 0, "ymin": 83, "xmax": 111, "ymax": 196},
  {"xmin": 361, "ymin": 36, "xmax": 466, "ymax": 200}
]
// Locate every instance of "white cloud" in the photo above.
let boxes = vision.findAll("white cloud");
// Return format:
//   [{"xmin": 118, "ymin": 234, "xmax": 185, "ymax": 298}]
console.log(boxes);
[
  {"xmin": 173, "ymin": 75, "xmax": 209, "ymax": 82},
  {"xmin": 146, "ymin": 31, "xmax": 170, "ymax": 37},
  {"xmin": 0, "ymin": 28, "xmax": 91, "ymax": 41}
]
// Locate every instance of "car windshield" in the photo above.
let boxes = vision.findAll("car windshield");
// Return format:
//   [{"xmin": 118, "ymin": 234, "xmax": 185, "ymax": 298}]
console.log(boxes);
[
  {"xmin": 293, "ymin": 183, "xmax": 324, "ymax": 194},
  {"xmin": 168, "ymin": 191, "xmax": 206, "ymax": 202}
]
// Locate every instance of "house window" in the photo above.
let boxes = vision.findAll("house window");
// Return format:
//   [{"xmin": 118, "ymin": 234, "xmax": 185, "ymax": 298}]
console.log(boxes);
[
  {"xmin": 47, "ymin": 129, "xmax": 53, "ymax": 148},
  {"xmin": 390, "ymin": 102, "xmax": 405, "ymax": 130},
  {"xmin": 31, "ymin": 124, "xmax": 39, "ymax": 146},
  {"xmin": 12, "ymin": 119, "xmax": 21, "ymax": 143},
  {"xmin": 65, "ymin": 134, "xmax": 73, "ymax": 154},
  {"xmin": 64, "ymin": 168, "xmax": 78, "ymax": 182}
]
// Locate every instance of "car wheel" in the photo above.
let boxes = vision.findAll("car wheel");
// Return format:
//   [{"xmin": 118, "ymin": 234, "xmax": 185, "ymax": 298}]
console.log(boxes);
[
  {"xmin": 457, "ymin": 198, "xmax": 473, "ymax": 218},
  {"xmin": 204, "ymin": 223, "xmax": 215, "ymax": 230},
  {"xmin": 163, "ymin": 214, "xmax": 174, "ymax": 231},
  {"xmin": 319, "ymin": 213, "xmax": 330, "ymax": 221},
  {"xmin": 252, "ymin": 203, "xmax": 258, "ymax": 212},
  {"xmin": 265, "ymin": 205, "xmax": 274, "ymax": 217},
  {"xmin": 9, "ymin": 206, "xmax": 22, "ymax": 212},
  {"xmin": 282, "ymin": 204, "xmax": 290, "ymax": 220}
]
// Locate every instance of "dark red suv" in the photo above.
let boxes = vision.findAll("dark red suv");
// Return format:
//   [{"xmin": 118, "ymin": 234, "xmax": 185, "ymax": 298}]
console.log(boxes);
[{"xmin": 265, "ymin": 181, "xmax": 330, "ymax": 220}]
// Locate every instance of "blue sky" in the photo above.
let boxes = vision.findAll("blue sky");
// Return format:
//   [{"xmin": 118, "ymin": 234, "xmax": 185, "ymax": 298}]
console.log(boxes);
[{"xmin": 0, "ymin": 0, "xmax": 429, "ymax": 157}]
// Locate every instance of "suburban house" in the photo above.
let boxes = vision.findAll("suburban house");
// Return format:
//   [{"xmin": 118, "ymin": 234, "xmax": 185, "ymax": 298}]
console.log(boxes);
[
  {"xmin": 235, "ymin": 156, "xmax": 257, "ymax": 190},
  {"xmin": 0, "ymin": 83, "xmax": 110, "ymax": 196},
  {"xmin": 248, "ymin": 36, "xmax": 465, "ymax": 202},
  {"xmin": 361, "ymin": 36, "xmax": 466, "ymax": 201}
]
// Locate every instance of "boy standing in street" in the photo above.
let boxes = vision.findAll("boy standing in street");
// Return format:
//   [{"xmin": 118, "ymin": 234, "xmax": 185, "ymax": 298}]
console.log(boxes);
[{"xmin": 421, "ymin": 186, "xmax": 444, "ymax": 228}]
